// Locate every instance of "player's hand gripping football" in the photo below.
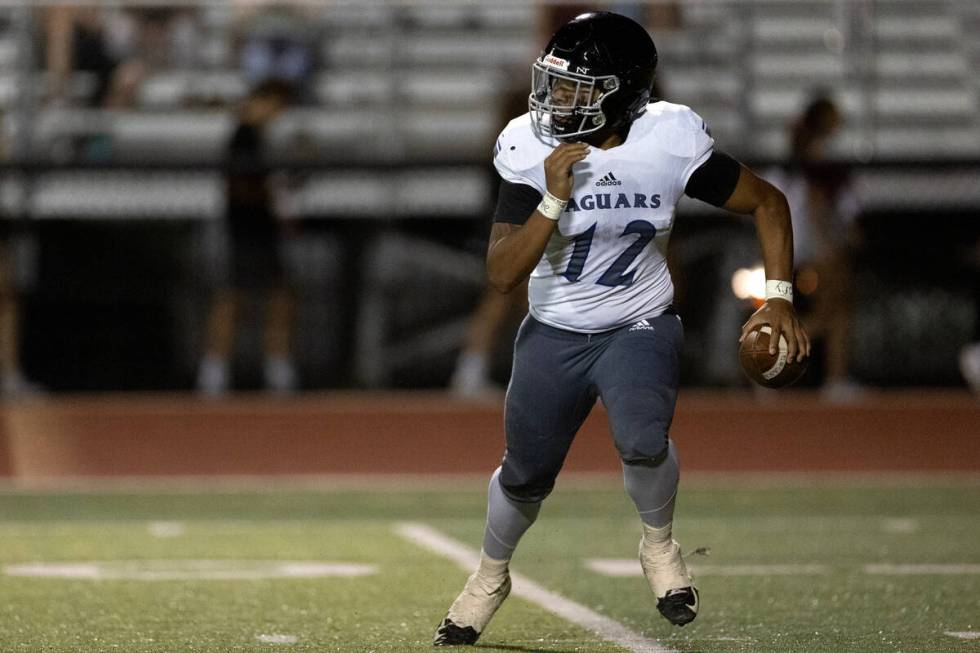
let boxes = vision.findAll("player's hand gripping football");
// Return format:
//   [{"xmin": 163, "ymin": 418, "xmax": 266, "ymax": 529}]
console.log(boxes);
[
  {"xmin": 544, "ymin": 142, "xmax": 590, "ymax": 200},
  {"xmin": 739, "ymin": 299, "xmax": 811, "ymax": 362}
]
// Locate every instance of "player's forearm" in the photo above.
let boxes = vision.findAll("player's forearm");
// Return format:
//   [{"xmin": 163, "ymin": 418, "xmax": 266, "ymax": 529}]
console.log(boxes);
[
  {"xmin": 753, "ymin": 191, "xmax": 794, "ymax": 282},
  {"xmin": 721, "ymin": 166, "xmax": 794, "ymax": 282},
  {"xmin": 486, "ymin": 214, "xmax": 557, "ymax": 293}
]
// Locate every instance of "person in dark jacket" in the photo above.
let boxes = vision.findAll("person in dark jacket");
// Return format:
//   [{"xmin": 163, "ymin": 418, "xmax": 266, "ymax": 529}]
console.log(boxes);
[{"xmin": 197, "ymin": 80, "xmax": 298, "ymax": 395}]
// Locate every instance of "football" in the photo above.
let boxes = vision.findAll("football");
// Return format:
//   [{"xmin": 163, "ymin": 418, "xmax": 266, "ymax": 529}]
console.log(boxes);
[{"xmin": 738, "ymin": 325, "xmax": 808, "ymax": 388}]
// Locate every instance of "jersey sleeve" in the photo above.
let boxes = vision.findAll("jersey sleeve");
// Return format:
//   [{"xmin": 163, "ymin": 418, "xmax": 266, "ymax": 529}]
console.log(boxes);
[
  {"xmin": 678, "ymin": 109, "xmax": 716, "ymax": 189},
  {"xmin": 492, "ymin": 130, "xmax": 547, "ymax": 195}
]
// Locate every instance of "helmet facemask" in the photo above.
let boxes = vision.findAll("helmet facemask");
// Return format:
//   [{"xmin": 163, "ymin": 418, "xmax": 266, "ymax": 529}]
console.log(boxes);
[{"xmin": 529, "ymin": 59, "xmax": 620, "ymax": 142}]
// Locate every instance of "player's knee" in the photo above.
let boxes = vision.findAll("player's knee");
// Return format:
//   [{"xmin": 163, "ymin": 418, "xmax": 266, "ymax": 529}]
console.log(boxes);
[
  {"xmin": 499, "ymin": 479, "xmax": 554, "ymax": 504},
  {"xmin": 618, "ymin": 431, "xmax": 670, "ymax": 466},
  {"xmin": 499, "ymin": 460, "xmax": 557, "ymax": 503}
]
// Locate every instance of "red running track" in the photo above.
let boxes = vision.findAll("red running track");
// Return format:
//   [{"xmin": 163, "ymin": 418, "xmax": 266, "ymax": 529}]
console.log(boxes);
[{"xmin": 0, "ymin": 390, "xmax": 978, "ymax": 479}]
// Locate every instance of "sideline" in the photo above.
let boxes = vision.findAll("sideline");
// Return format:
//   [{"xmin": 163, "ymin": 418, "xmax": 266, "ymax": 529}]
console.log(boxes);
[
  {"xmin": 1, "ymin": 471, "xmax": 978, "ymax": 494},
  {"xmin": 395, "ymin": 521, "xmax": 678, "ymax": 653}
]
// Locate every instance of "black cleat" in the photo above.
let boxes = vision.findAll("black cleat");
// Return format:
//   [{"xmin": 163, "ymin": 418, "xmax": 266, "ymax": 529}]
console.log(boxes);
[
  {"xmin": 656, "ymin": 587, "xmax": 699, "ymax": 626},
  {"xmin": 433, "ymin": 618, "xmax": 481, "ymax": 646}
]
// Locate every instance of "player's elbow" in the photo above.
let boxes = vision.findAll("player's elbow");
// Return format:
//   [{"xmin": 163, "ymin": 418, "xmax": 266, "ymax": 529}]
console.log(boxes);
[
  {"xmin": 754, "ymin": 185, "xmax": 790, "ymax": 224},
  {"xmin": 487, "ymin": 265, "xmax": 522, "ymax": 294},
  {"xmin": 486, "ymin": 253, "xmax": 525, "ymax": 293}
]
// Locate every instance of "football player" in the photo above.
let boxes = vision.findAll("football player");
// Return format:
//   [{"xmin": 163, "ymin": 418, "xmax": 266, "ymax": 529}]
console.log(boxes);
[{"xmin": 434, "ymin": 12, "xmax": 810, "ymax": 645}]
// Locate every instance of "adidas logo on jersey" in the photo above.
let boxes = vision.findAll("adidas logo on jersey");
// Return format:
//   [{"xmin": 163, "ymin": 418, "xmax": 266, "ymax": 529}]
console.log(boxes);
[
  {"xmin": 595, "ymin": 172, "xmax": 622, "ymax": 186},
  {"xmin": 629, "ymin": 319, "xmax": 656, "ymax": 332}
]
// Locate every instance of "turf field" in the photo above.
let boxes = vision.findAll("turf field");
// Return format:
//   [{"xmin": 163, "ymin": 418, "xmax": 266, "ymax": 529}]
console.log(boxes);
[{"xmin": 1, "ymin": 477, "xmax": 978, "ymax": 652}]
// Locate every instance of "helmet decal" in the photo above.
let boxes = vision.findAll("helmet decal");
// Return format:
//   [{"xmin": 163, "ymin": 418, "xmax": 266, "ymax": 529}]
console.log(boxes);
[{"xmin": 543, "ymin": 54, "xmax": 570, "ymax": 70}]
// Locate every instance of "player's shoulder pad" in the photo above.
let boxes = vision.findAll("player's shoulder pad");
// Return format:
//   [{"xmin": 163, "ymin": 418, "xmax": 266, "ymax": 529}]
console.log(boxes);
[
  {"xmin": 637, "ymin": 101, "xmax": 713, "ymax": 159},
  {"xmin": 492, "ymin": 113, "xmax": 550, "ymax": 193}
]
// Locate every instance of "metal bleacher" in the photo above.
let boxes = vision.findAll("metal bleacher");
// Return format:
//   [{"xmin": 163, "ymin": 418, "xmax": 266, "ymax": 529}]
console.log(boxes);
[
  {"xmin": 657, "ymin": 0, "xmax": 980, "ymax": 161},
  {"xmin": 2, "ymin": 1, "xmax": 976, "ymax": 219},
  {"xmin": 0, "ymin": 3, "xmax": 538, "ymax": 222}
]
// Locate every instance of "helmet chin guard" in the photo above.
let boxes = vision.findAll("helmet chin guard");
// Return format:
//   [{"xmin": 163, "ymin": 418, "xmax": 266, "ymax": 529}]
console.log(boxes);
[{"xmin": 527, "ymin": 12, "xmax": 657, "ymax": 144}]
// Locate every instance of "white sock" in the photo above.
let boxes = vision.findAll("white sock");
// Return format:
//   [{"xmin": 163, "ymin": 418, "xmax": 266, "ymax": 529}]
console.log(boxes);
[
  {"xmin": 264, "ymin": 356, "xmax": 297, "ymax": 394},
  {"xmin": 471, "ymin": 550, "xmax": 510, "ymax": 595},
  {"xmin": 450, "ymin": 352, "xmax": 492, "ymax": 395},
  {"xmin": 477, "ymin": 550, "xmax": 509, "ymax": 579},
  {"xmin": 642, "ymin": 522, "xmax": 674, "ymax": 554},
  {"xmin": 197, "ymin": 355, "xmax": 229, "ymax": 396}
]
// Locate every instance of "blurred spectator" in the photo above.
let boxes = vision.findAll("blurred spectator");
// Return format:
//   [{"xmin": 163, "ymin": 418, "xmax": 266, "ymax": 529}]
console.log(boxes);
[
  {"xmin": 449, "ymin": 281, "xmax": 528, "ymax": 396},
  {"xmin": 196, "ymin": 80, "xmax": 298, "ymax": 396},
  {"xmin": 234, "ymin": 5, "xmax": 319, "ymax": 102},
  {"xmin": 959, "ymin": 236, "xmax": 980, "ymax": 395},
  {"xmin": 776, "ymin": 94, "xmax": 863, "ymax": 400},
  {"xmin": 43, "ymin": 5, "xmax": 122, "ymax": 107},
  {"xmin": 449, "ymin": 81, "xmax": 530, "ymax": 397},
  {"xmin": 0, "ymin": 239, "xmax": 36, "ymax": 397},
  {"xmin": 43, "ymin": 5, "xmax": 199, "ymax": 108},
  {"xmin": 0, "ymin": 113, "xmax": 40, "ymax": 398},
  {"xmin": 107, "ymin": 6, "xmax": 200, "ymax": 71}
]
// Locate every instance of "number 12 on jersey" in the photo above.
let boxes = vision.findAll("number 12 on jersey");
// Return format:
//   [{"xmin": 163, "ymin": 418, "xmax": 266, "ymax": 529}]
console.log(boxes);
[{"xmin": 561, "ymin": 220, "xmax": 657, "ymax": 287}]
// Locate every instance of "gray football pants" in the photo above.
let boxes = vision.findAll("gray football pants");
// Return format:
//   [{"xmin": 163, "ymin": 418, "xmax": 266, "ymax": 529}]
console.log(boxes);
[{"xmin": 499, "ymin": 311, "xmax": 683, "ymax": 504}]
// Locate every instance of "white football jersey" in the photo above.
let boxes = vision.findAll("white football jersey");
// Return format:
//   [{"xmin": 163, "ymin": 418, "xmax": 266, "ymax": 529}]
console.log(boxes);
[{"xmin": 493, "ymin": 101, "xmax": 715, "ymax": 333}]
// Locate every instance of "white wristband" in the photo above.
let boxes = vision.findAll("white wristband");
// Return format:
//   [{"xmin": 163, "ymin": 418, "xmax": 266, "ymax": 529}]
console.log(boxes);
[
  {"xmin": 765, "ymin": 279, "xmax": 794, "ymax": 303},
  {"xmin": 536, "ymin": 192, "xmax": 568, "ymax": 221}
]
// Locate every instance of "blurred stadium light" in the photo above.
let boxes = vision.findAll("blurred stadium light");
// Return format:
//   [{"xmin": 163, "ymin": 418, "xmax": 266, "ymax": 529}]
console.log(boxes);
[
  {"xmin": 731, "ymin": 265, "xmax": 766, "ymax": 302},
  {"xmin": 0, "ymin": 0, "xmax": 975, "ymax": 391}
]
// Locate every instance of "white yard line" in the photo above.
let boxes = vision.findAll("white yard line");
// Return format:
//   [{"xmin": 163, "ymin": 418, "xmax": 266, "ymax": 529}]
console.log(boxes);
[
  {"xmin": 880, "ymin": 518, "xmax": 919, "ymax": 533},
  {"xmin": 589, "ymin": 559, "xmax": 980, "ymax": 577},
  {"xmin": 865, "ymin": 564, "xmax": 980, "ymax": 575},
  {"xmin": 3, "ymin": 560, "xmax": 378, "ymax": 580},
  {"xmin": 691, "ymin": 564, "xmax": 829, "ymax": 576},
  {"xmin": 945, "ymin": 632, "xmax": 980, "ymax": 640},
  {"xmin": 586, "ymin": 559, "xmax": 830, "ymax": 577},
  {"xmin": 256, "ymin": 634, "xmax": 298, "ymax": 644},
  {"xmin": 147, "ymin": 521, "xmax": 186, "ymax": 537},
  {"xmin": 395, "ymin": 522, "xmax": 677, "ymax": 653}
]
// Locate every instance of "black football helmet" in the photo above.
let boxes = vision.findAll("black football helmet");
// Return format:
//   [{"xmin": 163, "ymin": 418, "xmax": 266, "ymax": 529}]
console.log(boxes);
[{"xmin": 529, "ymin": 12, "xmax": 658, "ymax": 141}]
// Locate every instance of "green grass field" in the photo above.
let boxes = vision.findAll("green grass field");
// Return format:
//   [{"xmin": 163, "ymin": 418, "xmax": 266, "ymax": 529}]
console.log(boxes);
[{"xmin": 1, "ymin": 477, "xmax": 978, "ymax": 653}]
